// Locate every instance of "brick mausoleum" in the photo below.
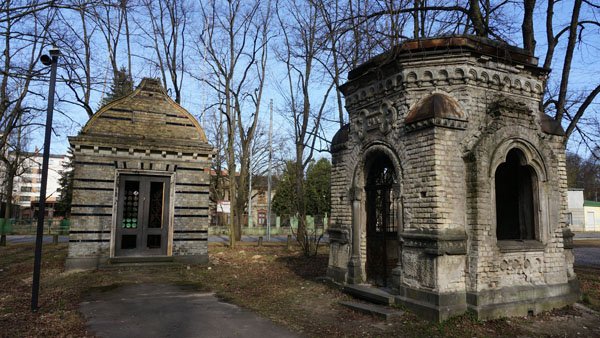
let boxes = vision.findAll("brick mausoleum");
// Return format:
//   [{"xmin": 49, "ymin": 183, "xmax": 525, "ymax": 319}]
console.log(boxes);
[
  {"xmin": 66, "ymin": 78, "xmax": 213, "ymax": 270},
  {"xmin": 327, "ymin": 36, "xmax": 579, "ymax": 321}
]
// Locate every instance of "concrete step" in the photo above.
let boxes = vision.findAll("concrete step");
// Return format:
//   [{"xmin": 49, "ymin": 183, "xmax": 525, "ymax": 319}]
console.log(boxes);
[
  {"xmin": 107, "ymin": 256, "xmax": 175, "ymax": 266},
  {"xmin": 343, "ymin": 284, "xmax": 394, "ymax": 305},
  {"xmin": 340, "ymin": 301, "xmax": 404, "ymax": 320}
]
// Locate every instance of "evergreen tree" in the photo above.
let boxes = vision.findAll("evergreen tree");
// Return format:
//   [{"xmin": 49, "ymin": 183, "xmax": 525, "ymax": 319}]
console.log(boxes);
[
  {"xmin": 272, "ymin": 161, "xmax": 298, "ymax": 218},
  {"xmin": 272, "ymin": 158, "xmax": 331, "ymax": 217},
  {"xmin": 305, "ymin": 158, "xmax": 331, "ymax": 216},
  {"xmin": 101, "ymin": 67, "xmax": 133, "ymax": 107},
  {"xmin": 55, "ymin": 151, "xmax": 74, "ymax": 217}
]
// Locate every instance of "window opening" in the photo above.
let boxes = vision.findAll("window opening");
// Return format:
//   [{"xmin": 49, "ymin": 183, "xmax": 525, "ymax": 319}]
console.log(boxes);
[
  {"xmin": 366, "ymin": 159, "xmax": 397, "ymax": 233},
  {"xmin": 495, "ymin": 149, "xmax": 536, "ymax": 240}
]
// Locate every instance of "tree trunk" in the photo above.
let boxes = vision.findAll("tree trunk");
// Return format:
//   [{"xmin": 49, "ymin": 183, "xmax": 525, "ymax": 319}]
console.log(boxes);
[
  {"xmin": 1, "ymin": 166, "xmax": 15, "ymax": 246},
  {"xmin": 522, "ymin": 0, "xmax": 536, "ymax": 54},
  {"xmin": 468, "ymin": 0, "xmax": 486, "ymax": 36},
  {"xmin": 555, "ymin": 0, "xmax": 582, "ymax": 124}
]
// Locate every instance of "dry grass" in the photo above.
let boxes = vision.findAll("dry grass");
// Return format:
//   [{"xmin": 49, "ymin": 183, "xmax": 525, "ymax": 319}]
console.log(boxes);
[{"xmin": 0, "ymin": 242, "xmax": 599, "ymax": 337}]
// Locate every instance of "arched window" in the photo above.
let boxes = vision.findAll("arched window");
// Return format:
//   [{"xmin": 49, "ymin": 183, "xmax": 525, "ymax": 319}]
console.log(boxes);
[
  {"xmin": 366, "ymin": 157, "xmax": 397, "ymax": 233},
  {"xmin": 495, "ymin": 149, "xmax": 538, "ymax": 240}
]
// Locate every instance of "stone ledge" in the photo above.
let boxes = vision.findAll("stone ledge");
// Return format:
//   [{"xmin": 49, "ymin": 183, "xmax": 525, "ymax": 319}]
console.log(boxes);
[
  {"xmin": 496, "ymin": 239, "xmax": 545, "ymax": 253},
  {"xmin": 173, "ymin": 254, "xmax": 209, "ymax": 265},
  {"xmin": 395, "ymin": 286, "xmax": 467, "ymax": 322},
  {"xmin": 401, "ymin": 229, "xmax": 467, "ymax": 256},
  {"xmin": 339, "ymin": 301, "xmax": 404, "ymax": 320},
  {"xmin": 327, "ymin": 227, "xmax": 350, "ymax": 244},
  {"xmin": 65, "ymin": 256, "xmax": 109, "ymax": 271},
  {"xmin": 344, "ymin": 284, "xmax": 394, "ymax": 305},
  {"xmin": 467, "ymin": 279, "xmax": 580, "ymax": 320},
  {"xmin": 326, "ymin": 266, "xmax": 348, "ymax": 283}
]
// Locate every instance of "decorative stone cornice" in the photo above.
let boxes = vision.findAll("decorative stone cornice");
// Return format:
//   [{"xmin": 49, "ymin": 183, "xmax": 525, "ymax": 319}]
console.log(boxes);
[
  {"xmin": 401, "ymin": 229, "xmax": 468, "ymax": 256},
  {"xmin": 405, "ymin": 117, "xmax": 468, "ymax": 132},
  {"xmin": 343, "ymin": 67, "xmax": 544, "ymax": 112}
]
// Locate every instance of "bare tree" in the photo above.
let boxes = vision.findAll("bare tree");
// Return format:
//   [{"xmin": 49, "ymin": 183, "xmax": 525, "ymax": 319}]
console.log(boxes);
[
  {"xmin": 198, "ymin": 0, "xmax": 271, "ymax": 244},
  {"xmin": 92, "ymin": 0, "xmax": 126, "ymax": 81},
  {"xmin": 0, "ymin": 1, "xmax": 55, "ymax": 161},
  {"xmin": 135, "ymin": 0, "xmax": 190, "ymax": 104},
  {"xmin": 1, "ymin": 1, "xmax": 56, "ymax": 246},
  {"xmin": 53, "ymin": 1, "xmax": 98, "ymax": 117},
  {"xmin": 0, "ymin": 124, "xmax": 34, "ymax": 246},
  {"xmin": 276, "ymin": 0, "xmax": 335, "ymax": 255}
]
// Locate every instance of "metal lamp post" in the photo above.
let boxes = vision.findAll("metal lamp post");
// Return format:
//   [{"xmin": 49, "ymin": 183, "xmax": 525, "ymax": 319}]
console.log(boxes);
[{"xmin": 31, "ymin": 47, "xmax": 60, "ymax": 312}]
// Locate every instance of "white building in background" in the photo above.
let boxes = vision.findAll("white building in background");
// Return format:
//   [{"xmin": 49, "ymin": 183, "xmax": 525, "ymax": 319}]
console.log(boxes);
[
  {"xmin": 11, "ymin": 152, "xmax": 68, "ymax": 218},
  {"xmin": 567, "ymin": 188, "xmax": 600, "ymax": 232},
  {"xmin": 567, "ymin": 189, "xmax": 585, "ymax": 231}
]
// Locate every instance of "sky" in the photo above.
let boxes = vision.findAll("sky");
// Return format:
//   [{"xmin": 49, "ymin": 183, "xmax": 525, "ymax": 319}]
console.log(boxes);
[{"xmin": 28, "ymin": 1, "xmax": 600, "ymax": 161}]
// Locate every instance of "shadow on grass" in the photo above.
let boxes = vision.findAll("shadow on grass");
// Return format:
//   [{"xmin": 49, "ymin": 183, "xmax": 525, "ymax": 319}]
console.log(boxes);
[{"xmin": 275, "ymin": 251, "xmax": 329, "ymax": 281}]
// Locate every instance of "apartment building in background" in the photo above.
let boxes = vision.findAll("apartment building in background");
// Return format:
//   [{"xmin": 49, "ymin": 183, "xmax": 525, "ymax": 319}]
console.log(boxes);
[{"xmin": 10, "ymin": 152, "xmax": 67, "ymax": 219}]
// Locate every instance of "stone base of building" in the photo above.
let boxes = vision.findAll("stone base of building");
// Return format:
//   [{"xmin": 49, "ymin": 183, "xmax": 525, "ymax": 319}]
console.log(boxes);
[
  {"xmin": 394, "ymin": 286, "xmax": 467, "ymax": 322},
  {"xmin": 65, "ymin": 254, "xmax": 209, "ymax": 271},
  {"xmin": 173, "ymin": 254, "xmax": 209, "ymax": 265},
  {"xmin": 330, "ymin": 273, "xmax": 579, "ymax": 322},
  {"xmin": 326, "ymin": 266, "xmax": 348, "ymax": 283},
  {"xmin": 65, "ymin": 256, "xmax": 109, "ymax": 271},
  {"xmin": 467, "ymin": 279, "xmax": 580, "ymax": 320}
]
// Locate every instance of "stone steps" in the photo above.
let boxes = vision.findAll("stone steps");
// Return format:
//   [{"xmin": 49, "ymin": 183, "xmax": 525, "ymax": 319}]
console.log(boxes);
[
  {"xmin": 105, "ymin": 256, "xmax": 176, "ymax": 267},
  {"xmin": 339, "ymin": 301, "xmax": 404, "ymax": 320},
  {"xmin": 343, "ymin": 284, "xmax": 394, "ymax": 305}
]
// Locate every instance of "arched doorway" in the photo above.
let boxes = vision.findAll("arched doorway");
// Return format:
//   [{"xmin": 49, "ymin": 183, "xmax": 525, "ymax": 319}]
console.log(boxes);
[
  {"xmin": 365, "ymin": 153, "xmax": 398, "ymax": 286},
  {"xmin": 495, "ymin": 148, "xmax": 539, "ymax": 241}
]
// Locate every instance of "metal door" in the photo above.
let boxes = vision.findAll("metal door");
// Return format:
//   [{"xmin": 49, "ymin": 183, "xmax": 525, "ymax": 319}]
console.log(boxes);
[
  {"xmin": 115, "ymin": 175, "xmax": 170, "ymax": 256},
  {"xmin": 365, "ymin": 158, "xmax": 397, "ymax": 286}
]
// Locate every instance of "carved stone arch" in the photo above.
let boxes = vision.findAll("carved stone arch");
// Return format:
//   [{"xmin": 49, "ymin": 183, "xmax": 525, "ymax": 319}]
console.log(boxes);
[
  {"xmin": 467, "ymin": 68, "xmax": 477, "ymax": 82},
  {"xmin": 396, "ymin": 74, "xmax": 404, "ymax": 86},
  {"xmin": 385, "ymin": 78, "xmax": 395, "ymax": 91},
  {"xmin": 352, "ymin": 141, "xmax": 404, "ymax": 191},
  {"xmin": 347, "ymin": 141, "xmax": 405, "ymax": 285},
  {"xmin": 438, "ymin": 69, "xmax": 449, "ymax": 83},
  {"xmin": 480, "ymin": 71, "xmax": 490, "ymax": 85},
  {"xmin": 524, "ymin": 82, "xmax": 533, "ymax": 93},
  {"xmin": 406, "ymin": 71, "xmax": 418, "ymax": 83},
  {"xmin": 452, "ymin": 68, "xmax": 464, "ymax": 83},
  {"xmin": 423, "ymin": 71, "xmax": 434, "ymax": 85},
  {"xmin": 488, "ymin": 138, "xmax": 548, "ymax": 182},
  {"xmin": 503, "ymin": 76, "xmax": 512, "ymax": 89},
  {"xmin": 492, "ymin": 74, "xmax": 501, "ymax": 88},
  {"xmin": 513, "ymin": 79, "xmax": 522, "ymax": 91},
  {"xmin": 368, "ymin": 86, "xmax": 376, "ymax": 98}
]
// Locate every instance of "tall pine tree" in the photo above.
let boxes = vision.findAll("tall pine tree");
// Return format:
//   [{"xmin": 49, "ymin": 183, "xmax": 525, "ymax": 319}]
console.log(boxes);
[{"xmin": 100, "ymin": 67, "xmax": 133, "ymax": 107}]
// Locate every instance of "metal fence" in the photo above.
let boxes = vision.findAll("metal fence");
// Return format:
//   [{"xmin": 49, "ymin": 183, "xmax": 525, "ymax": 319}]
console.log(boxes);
[{"xmin": 0, "ymin": 218, "xmax": 70, "ymax": 236}]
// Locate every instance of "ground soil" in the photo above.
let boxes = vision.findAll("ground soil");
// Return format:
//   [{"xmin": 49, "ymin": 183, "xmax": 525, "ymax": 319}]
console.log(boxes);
[{"xmin": 0, "ymin": 242, "xmax": 599, "ymax": 337}]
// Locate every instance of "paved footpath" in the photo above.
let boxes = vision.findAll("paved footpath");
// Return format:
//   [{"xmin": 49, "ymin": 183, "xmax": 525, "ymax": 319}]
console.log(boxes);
[{"xmin": 80, "ymin": 284, "xmax": 299, "ymax": 338}]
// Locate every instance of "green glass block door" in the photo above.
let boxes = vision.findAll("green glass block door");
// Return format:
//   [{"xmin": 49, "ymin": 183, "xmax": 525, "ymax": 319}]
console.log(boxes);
[{"xmin": 115, "ymin": 175, "xmax": 170, "ymax": 257}]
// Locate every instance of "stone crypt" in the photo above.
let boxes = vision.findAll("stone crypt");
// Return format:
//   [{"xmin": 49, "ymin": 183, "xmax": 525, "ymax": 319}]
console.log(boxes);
[
  {"xmin": 66, "ymin": 78, "xmax": 213, "ymax": 270},
  {"xmin": 327, "ymin": 36, "xmax": 579, "ymax": 321}
]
